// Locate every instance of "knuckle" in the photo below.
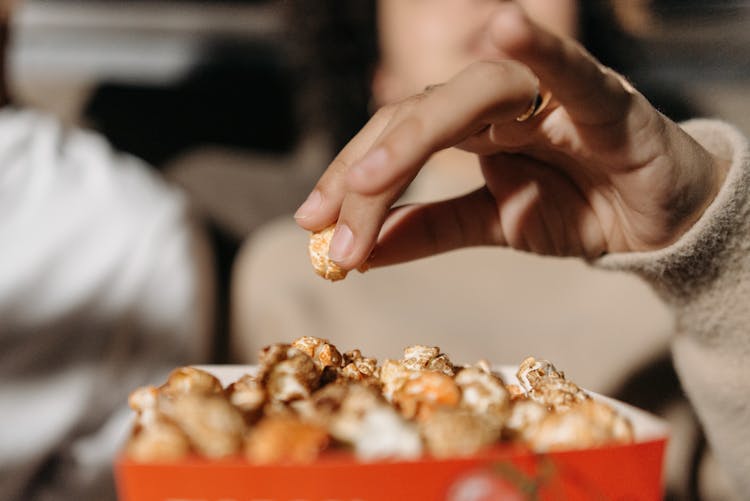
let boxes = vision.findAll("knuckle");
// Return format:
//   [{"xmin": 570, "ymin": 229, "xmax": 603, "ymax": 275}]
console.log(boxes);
[
  {"xmin": 372, "ymin": 103, "xmax": 398, "ymax": 122},
  {"xmin": 375, "ymin": 100, "xmax": 418, "ymax": 128},
  {"xmin": 327, "ymin": 156, "xmax": 350, "ymax": 177},
  {"xmin": 394, "ymin": 96, "xmax": 421, "ymax": 117},
  {"xmin": 315, "ymin": 157, "xmax": 348, "ymax": 194},
  {"xmin": 490, "ymin": 4, "xmax": 535, "ymax": 55},
  {"xmin": 464, "ymin": 60, "xmax": 535, "ymax": 100},
  {"xmin": 372, "ymin": 104, "xmax": 395, "ymax": 120}
]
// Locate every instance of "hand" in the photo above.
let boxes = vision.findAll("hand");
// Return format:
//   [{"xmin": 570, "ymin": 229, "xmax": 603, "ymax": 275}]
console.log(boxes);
[{"xmin": 294, "ymin": 3, "xmax": 728, "ymax": 270}]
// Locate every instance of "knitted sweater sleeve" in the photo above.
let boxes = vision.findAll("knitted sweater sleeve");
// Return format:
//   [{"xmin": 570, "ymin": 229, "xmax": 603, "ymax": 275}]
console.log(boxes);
[{"xmin": 597, "ymin": 119, "xmax": 750, "ymax": 496}]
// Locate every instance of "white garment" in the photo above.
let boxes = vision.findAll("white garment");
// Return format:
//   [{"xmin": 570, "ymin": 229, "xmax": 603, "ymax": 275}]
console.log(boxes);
[{"xmin": 0, "ymin": 108, "xmax": 212, "ymax": 500}]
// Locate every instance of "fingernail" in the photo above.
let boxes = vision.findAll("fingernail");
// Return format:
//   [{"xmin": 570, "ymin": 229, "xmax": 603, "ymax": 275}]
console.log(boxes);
[
  {"xmin": 351, "ymin": 147, "xmax": 388, "ymax": 179},
  {"xmin": 357, "ymin": 250, "xmax": 374, "ymax": 273},
  {"xmin": 294, "ymin": 190, "xmax": 322, "ymax": 220},
  {"xmin": 328, "ymin": 224, "xmax": 353, "ymax": 263}
]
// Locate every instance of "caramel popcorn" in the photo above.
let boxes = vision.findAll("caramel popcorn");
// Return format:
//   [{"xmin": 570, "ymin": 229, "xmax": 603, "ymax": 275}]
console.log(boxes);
[
  {"xmin": 517, "ymin": 357, "xmax": 588, "ymax": 411},
  {"xmin": 126, "ymin": 416, "xmax": 191, "ymax": 462},
  {"xmin": 348, "ymin": 406, "xmax": 423, "ymax": 460},
  {"xmin": 125, "ymin": 336, "xmax": 635, "ymax": 464},
  {"xmin": 128, "ymin": 385, "xmax": 160, "ymax": 414},
  {"xmin": 454, "ymin": 365, "xmax": 510, "ymax": 420},
  {"xmin": 309, "ymin": 225, "xmax": 347, "ymax": 281},
  {"xmin": 420, "ymin": 408, "xmax": 502, "ymax": 458},
  {"xmin": 402, "ymin": 345, "xmax": 455, "ymax": 376},
  {"xmin": 328, "ymin": 384, "xmax": 385, "ymax": 442},
  {"xmin": 379, "ymin": 359, "xmax": 416, "ymax": 401},
  {"xmin": 524, "ymin": 400, "xmax": 634, "ymax": 452},
  {"xmin": 301, "ymin": 381, "xmax": 351, "ymax": 425},
  {"xmin": 226, "ymin": 374, "xmax": 266, "ymax": 421},
  {"xmin": 328, "ymin": 383, "xmax": 422, "ymax": 460},
  {"xmin": 379, "ymin": 345, "xmax": 455, "ymax": 401},
  {"xmin": 392, "ymin": 371, "xmax": 461, "ymax": 420},
  {"xmin": 245, "ymin": 416, "xmax": 329, "ymax": 464},
  {"xmin": 260, "ymin": 345, "xmax": 320, "ymax": 403},
  {"xmin": 291, "ymin": 336, "xmax": 343, "ymax": 371},
  {"xmin": 504, "ymin": 398, "xmax": 549, "ymax": 441},
  {"xmin": 341, "ymin": 349, "xmax": 379, "ymax": 383},
  {"xmin": 169, "ymin": 395, "xmax": 245, "ymax": 458},
  {"xmin": 159, "ymin": 367, "xmax": 224, "ymax": 399}
]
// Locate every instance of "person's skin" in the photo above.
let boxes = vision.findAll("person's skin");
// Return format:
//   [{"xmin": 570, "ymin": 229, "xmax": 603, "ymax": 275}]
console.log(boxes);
[
  {"xmin": 294, "ymin": 2, "xmax": 729, "ymax": 270},
  {"xmin": 369, "ymin": 0, "xmax": 577, "ymax": 191},
  {"xmin": 372, "ymin": 0, "xmax": 578, "ymax": 105}
]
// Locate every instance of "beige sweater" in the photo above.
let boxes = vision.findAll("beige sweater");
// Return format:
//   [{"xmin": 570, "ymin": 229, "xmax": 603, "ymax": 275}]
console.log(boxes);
[{"xmin": 600, "ymin": 119, "xmax": 750, "ymax": 496}]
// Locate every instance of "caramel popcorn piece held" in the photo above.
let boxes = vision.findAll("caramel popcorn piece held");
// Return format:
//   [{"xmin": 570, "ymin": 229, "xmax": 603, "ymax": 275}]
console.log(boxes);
[{"xmin": 309, "ymin": 225, "xmax": 348, "ymax": 281}]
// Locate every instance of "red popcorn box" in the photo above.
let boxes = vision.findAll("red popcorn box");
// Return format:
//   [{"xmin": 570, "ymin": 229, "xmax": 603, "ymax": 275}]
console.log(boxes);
[{"xmin": 115, "ymin": 365, "xmax": 668, "ymax": 501}]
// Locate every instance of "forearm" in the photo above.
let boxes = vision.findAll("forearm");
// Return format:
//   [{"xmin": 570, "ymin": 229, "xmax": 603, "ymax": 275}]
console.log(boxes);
[{"xmin": 597, "ymin": 119, "xmax": 750, "ymax": 496}]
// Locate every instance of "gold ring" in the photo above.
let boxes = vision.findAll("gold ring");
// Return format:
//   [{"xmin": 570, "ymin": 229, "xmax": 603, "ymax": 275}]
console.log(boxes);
[{"xmin": 516, "ymin": 89, "xmax": 551, "ymax": 122}]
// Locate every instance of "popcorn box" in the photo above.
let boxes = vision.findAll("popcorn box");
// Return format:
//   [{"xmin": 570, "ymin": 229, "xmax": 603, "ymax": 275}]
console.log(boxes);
[{"xmin": 115, "ymin": 365, "xmax": 669, "ymax": 501}]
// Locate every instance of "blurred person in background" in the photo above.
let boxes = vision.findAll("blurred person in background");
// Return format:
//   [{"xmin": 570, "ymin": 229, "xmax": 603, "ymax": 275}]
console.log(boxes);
[
  {"xmin": 0, "ymin": 5, "xmax": 213, "ymax": 500},
  {"xmin": 232, "ymin": 0, "xmax": 741, "ymax": 498}
]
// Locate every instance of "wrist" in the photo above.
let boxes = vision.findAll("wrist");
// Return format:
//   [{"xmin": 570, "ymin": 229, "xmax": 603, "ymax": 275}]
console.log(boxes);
[
  {"xmin": 596, "ymin": 119, "xmax": 749, "ymax": 305},
  {"xmin": 660, "ymin": 134, "xmax": 731, "ymax": 249}
]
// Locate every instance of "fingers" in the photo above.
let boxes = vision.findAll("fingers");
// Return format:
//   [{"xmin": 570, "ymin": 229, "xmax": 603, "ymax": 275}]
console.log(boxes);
[
  {"xmin": 489, "ymin": 2, "xmax": 633, "ymax": 126},
  {"xmin": 296, "ymin": 59, "xmax": 540, "ymax": 270},
  {"xmin": 294, "ymin": 105, "xmax": 396, "ymax": 231},
  {"xmin": 346, "ymin": 60, "xmax": 539, "ymax": 197},
  {"xmin": 361, "ymin": 154, "xmax": 598, "ymax": 268},
  {"xmin": 293, "ymin": 2, "xmax": 637, "ymax": 270},
  {"xmin": 365, "ymin": 187, "xmax": 503, "ymax": 268},
  {"xmin": 327, "ymin": 171, "xmax": 418, "ymax": 268},
  {"xmin": 332, "ymin": 62, "xmax": 538, "ymax": 268}
]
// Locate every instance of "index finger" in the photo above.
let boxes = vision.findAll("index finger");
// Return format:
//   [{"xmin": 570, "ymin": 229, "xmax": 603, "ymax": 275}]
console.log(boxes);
[{"xmin": 346, "ymin": 59, "xmax": 539, "ymax": 196}]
